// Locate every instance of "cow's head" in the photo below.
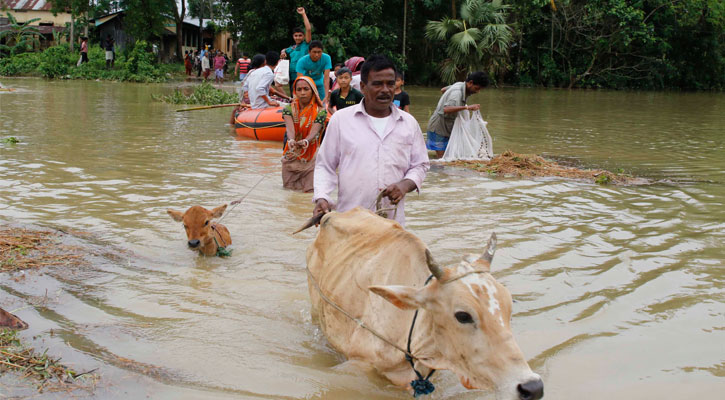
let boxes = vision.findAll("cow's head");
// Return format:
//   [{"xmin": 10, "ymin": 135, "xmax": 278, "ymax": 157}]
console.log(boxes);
[
  {"xmin": 370, "ymin": 233, "xmax": 543, "ymax": 400},
  {"xmin": 0, "ymin": 307, "xmax": 28, "ymax": 330},
  {"xmin": 167, "ymin": 204, "xmax": 226, "ymax": 251}
]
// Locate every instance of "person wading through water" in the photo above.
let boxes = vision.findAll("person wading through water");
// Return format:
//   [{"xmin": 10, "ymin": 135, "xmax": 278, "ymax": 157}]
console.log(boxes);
[
  {"xmin": 313, "ymin": 54, "xmax": 429, "ymax": 227},
  {"xmin": 281, "ymin": 76, "xmax": 328, "ymax": 192}
]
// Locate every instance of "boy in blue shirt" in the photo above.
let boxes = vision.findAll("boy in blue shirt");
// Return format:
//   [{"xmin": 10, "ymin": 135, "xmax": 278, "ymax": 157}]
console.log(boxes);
[
  {"xmin": 296, "ymin": 40, "xmax": 332, "ymax": 101},
  {"xmin": 281, "ymin": 7, "xmax": 312, "ymax": 95}
]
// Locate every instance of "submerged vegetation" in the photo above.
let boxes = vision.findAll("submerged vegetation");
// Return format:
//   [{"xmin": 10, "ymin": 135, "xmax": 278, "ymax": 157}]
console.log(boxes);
[
  {"xmin": 444, "ymin": 150, "xmax": 640, "ymax": 185},
  {"xmin": 0, "ymin": 329, "xmax": 96, "ymax": 392},
  {"xmin": 0, "ymin": 41, "xmax": 180, "ymax": 82},
  {"xmin": 153, "ymin": 82, "xmax": 238, "ymax": 105}
]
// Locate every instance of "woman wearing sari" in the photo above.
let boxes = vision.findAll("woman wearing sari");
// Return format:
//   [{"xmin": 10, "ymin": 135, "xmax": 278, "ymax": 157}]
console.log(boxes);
[{"xmin": 281, "ymin": 76, "xmax": 328, "ymax": 192}]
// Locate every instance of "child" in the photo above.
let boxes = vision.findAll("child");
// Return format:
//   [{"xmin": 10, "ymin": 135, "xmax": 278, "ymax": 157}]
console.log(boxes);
[
  {"xmin": 393, "ymin": 72, "xmax": 410, "ymax": 112},
  {"xmin": 327, "ymin": 67, "xmax": 363, "ymax": 115}
]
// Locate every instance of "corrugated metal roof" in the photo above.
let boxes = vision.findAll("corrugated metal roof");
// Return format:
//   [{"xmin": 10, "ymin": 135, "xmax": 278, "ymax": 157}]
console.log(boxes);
[{"xmin": 1, "ymin": 0, "xmax": 54, "ymax": 11}]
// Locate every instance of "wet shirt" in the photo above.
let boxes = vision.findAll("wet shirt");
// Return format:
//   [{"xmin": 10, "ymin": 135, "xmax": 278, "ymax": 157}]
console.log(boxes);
[
  {"xmin": 426, "ymin": 81, "xmax": 467, "ymax": 137},
  {"xmin": 314, "ymin": 100, "xmax": 430, "ymax": 227},
  {"xmin": 329, "ymin": 88, "xmax": 364, "ymax": 111},
  {"xmin": 285, "ymin": 41, "xmax": 310, "ymax": 81},
  {"xmin": 296, "ymin": 53, "xmax": 332, "ymax": 99},
  {"xmin": 393, "ymin": 91, "xmax": 410, "ymax": 110}
]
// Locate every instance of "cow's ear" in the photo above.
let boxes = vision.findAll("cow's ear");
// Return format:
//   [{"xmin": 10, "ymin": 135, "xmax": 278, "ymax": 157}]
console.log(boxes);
[
  {"xmin": 167, "ymin": 209, "xmax": 184, "ymax": 222},
  {"xmin": 369, "ymin": 285, "xmax": 429, "ymax": 310},
  {"xmin": 211, "ymin": 204, "xmax": 227, "ymax": 219}
]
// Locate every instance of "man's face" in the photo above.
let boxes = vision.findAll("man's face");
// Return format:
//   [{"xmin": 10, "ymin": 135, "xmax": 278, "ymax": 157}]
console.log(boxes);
[
  {"xmin": 309, "ymin": 47, "xmax": 322, "ymax": 62},
  {"xmin": 466, "ymin": 81, "xmax": 483, "ymax": 95},
  {"xmin": 293, "ymin": 32, "xmax": 304, "ymax": 44},
  {"xmin": 361, "ymin": 68, "xmax": 396, "ymax": 112}
]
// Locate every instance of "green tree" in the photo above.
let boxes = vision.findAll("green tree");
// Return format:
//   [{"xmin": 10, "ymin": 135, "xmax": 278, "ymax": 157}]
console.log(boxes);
[
  {"xmin": 0, "ymin": 13, "xmax": 41, "ymax": 55},
  {"xmin": 119, "ymin": 0, "xmax": 170, "ymax": 42},
  {"xmin": 426, "ymin": 0, "xmax": 513, "ymax": 83}
]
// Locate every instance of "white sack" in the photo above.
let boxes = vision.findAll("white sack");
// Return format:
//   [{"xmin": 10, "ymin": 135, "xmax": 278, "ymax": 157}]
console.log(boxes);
[
  {"xmin": 274, "ymin": 59, "xmax": 290, "ymax": 85},
  {"xmin": 441, "ymin": 110, "xmax": 494, "ymax": 161}
]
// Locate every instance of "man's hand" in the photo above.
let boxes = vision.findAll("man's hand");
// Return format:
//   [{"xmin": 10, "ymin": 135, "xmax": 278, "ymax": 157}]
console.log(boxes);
[
  {"xmin": 280, "ymin": 49, "xmax": 287, "ymax": 58},
  {"xmin": 313, "ymin": 199, "xmax": 330, "ymax": 220},
  {"xmin": 381, "ymin": 179, "xmax": 417, "ymax": 205},
  {"xmin": 268, "ymin": 100, "xmax": 280, "ymax": 107},
  {"xmin": 467, "ymin": 104, "xmax": 480, "ymax": 111},
  {"xmin": 297, "ymin": 7, "xmax": 306, "ymax": 15}
]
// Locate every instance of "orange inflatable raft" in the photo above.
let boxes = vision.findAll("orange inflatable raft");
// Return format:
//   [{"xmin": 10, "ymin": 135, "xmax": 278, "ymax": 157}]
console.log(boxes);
[{"xmin": 234, "ymin": 106, "xmax": 286, "ymax": 141}]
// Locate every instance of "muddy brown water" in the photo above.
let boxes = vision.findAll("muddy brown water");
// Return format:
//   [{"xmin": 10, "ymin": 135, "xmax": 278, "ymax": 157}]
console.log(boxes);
[{"xmin": 1, "ymin": 79, "xmax": 723, "ymax": 399}]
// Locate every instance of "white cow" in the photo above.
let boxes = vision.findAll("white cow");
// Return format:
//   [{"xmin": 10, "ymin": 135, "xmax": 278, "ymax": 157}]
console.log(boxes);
[{"xmin": 306, "ymin": 207, "xmax": 543, "ymax": 399}]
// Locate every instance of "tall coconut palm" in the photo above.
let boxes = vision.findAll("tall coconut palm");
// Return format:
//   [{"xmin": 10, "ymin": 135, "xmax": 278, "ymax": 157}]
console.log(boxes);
[
  {"xmin": 0, "ymin": 13, "xmax": 42, "ymax": 55},
  {"xmin": 426, "ymin": 0, "xmax": 513, "ymax": 84}
]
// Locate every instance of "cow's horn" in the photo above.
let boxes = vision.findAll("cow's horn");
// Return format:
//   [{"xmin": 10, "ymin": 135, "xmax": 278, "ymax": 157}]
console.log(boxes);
[
  {"xmin": 425, "ymin": 249, "xmax": 444, "ymax": 280},
  {"xmin": 480, "ymin": 232, "xmax": 497, "ymax": 263}
]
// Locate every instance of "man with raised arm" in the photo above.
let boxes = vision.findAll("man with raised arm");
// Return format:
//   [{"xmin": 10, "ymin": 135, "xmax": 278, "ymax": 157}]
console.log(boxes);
[
  {"xmin": 281, "ymin": 7, "xmax": 312, "ymax": 95},
  {"xmin": 312, "ymin": 54, "xmax": 430, "ymax": 227}
]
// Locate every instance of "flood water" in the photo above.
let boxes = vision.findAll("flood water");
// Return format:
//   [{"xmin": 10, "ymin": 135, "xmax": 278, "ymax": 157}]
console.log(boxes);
[{"xmin": 1, "ymin": 79, "xmax": 723, "ymax": 399}]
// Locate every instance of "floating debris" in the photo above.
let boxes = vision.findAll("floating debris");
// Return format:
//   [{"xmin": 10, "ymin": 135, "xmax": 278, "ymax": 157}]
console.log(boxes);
[
  {"xmin": 0, "ymin": 228, "xmax": 86, "ymax": 273},
  {"xmin": 442, "ymin": 150, "xmax": 643, "ymax": 185},
  {"xmin": 0, "ymin": 329, "xmax": 97, "ymax": 392}
]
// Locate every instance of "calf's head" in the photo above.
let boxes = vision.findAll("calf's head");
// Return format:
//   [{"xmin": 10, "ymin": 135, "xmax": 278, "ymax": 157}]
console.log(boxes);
[
  {"xmin": 0, "ymin": 307, "xmax": 28, "ymax": 330},
  {"xmin": 167, "ymin": 204, "xmax": 227, "ymax": 251},
  {"xmin": 370, "ymin": 234, "xmax": 543, "ymax": 400}
]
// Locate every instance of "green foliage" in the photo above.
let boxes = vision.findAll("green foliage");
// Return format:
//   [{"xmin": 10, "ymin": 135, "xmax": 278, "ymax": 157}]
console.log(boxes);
[
  {"xmin": 119, "ymin": 0, "xmax": 172, "ymax": 42},
  {"xmin": 0, "ymin": 42, "xmax": 178, "ymax": 83},
  {"xmin": 2, "ymin": 137, "xmax": 20, "ymax": 144},
  {"xmin": 153, "ymin": 82, "xmax": 239, "ymax": 105},
  {"xmin": 38, "ymin": 45, "xmax": 71, "ymax": 78},
  {"xmin": 0, "ymin": 12, "xmax": 42, "ymax": 56},
  {"xmin": 509, "ymin": 0, "xmax": 725, "ymax": 89},
  {"xmin": 426, "ymin": 0, "xmax": 513, "ymax": 84}
]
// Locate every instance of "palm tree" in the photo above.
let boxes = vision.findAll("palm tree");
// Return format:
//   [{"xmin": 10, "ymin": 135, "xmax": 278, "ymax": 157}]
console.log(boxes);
[
  {"xmin": 426, "ymin": 0, "xmax": 513, "ymax": 84},
  {"xmin": 0, "ymin": 13, "xmax": 41, "ymax": 55}
]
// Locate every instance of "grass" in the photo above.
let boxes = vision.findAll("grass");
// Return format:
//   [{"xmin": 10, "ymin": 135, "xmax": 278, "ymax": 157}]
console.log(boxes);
[
  {"xmin": 444, "ymin": 150, "xmax": 640, "ymax": 185},
  {"xmin": 0, "ymin": 329, "xmax": 96, "ymax": 392}
]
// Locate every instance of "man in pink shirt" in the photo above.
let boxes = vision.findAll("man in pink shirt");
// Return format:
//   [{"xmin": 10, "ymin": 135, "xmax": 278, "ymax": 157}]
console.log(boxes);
[{"xmin": 313, "ymin": 54, "xmax": 429, "ymax": 227}]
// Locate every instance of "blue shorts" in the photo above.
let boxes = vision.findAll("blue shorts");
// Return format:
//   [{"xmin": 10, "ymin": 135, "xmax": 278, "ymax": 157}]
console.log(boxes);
[{"xmin": 426, "ymin": 131, "xmax": 449, "ymax": 151}]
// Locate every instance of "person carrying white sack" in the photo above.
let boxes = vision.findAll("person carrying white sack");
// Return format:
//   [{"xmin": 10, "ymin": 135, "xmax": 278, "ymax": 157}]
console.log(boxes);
[
  {"xmin": 440, "ymin": 109, "xmax": 494, "ymax": 161},
  {"xmin": 426, "ymin": 71, "xmax": 489, "ymax": 158}
]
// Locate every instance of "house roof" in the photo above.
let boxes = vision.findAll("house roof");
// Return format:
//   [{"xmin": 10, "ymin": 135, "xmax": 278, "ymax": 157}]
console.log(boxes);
[{"xmin": 1, "ymin": 0, "xmax": 54, "ymax": 11}]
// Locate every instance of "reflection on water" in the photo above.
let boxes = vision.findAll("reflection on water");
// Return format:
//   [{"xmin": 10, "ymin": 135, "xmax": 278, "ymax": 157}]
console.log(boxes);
[{"xmin": 1, "ymin": 79, "xmax": 723, "ymax": 399}]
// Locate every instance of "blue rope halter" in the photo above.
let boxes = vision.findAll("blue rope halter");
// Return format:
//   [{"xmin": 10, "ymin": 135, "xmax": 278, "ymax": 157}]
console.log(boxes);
[{"xmin": 406, "ymin": 274, "xmax": 436, "ymax": 397}]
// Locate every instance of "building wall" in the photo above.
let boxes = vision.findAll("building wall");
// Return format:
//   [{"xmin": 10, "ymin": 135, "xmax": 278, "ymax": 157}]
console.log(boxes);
[{"xmin": 7, "ymin": 10, "xmax": 71, "ymax": 26}]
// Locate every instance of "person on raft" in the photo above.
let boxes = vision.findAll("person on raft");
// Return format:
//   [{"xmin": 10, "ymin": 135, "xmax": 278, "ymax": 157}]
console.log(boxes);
[
  {"xmin": 281, "ymin": 76, "xmax": 328, "ymax": 192},
  {"xmin": 245, "ymin": 51, "xmax": 290, "ymax": 109}
]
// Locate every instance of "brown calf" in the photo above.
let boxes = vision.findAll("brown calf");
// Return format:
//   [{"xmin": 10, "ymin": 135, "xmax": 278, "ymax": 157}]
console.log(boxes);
[
  {"xmin": 167, "ymin": 204, "xmax": 232, "ymax": 256},
  {"xmin": 0, "ymin": 306, "xmax": 28, "ymax": 330}
]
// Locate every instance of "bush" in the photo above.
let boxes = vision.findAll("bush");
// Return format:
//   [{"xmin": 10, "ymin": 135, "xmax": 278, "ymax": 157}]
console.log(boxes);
[
  {"xmin": 38, "ymin": 45, "xmax": 71, "ymax": 78},
  {"xmin": 154, "ymin": 82, "xmax": 238, "ymax": 105}
]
